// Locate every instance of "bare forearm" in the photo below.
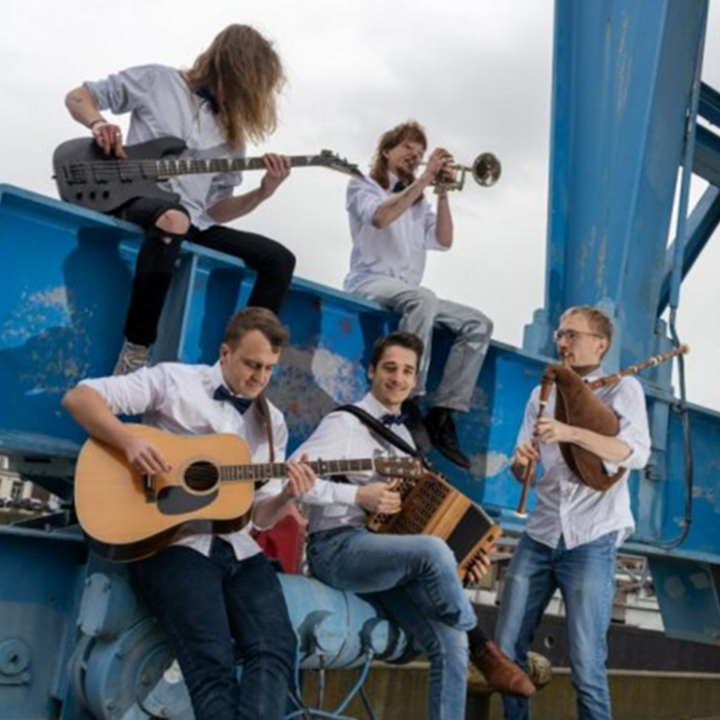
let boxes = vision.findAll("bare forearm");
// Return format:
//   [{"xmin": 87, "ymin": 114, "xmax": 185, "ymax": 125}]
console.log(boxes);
[
  {"xmin": 435, "ymin": 193, "xmax": 453, "ymax": 247},
  {"xmin": 568, "ymin": 426, "xmax": 631, "ymax": 463},
  {"xmin": 65, "ymin": 85, "xmax": 104, "ymax": 128},
  {"xmin": 207, "ymin": 188, "xmax": 270, "ymax": 224},
  {"xmin": 62, "ymin": 386, "xmax": 134, "ymax": 449},
  {"xmin": 372, "ymin": 175, "xmax": 433, "ymax": 228}
]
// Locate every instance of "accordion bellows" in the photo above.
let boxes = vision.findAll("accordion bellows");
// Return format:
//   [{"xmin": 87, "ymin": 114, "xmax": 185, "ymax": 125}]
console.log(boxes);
[{"xmin": 368, "ymin": 470, "xmax": 502, "ymax": 580}]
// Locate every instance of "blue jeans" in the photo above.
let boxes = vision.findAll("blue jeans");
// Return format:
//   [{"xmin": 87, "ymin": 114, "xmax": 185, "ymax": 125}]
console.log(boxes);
[
  {"xmin": 307, "ymin": 527, "xmax": 477, "ymax": 720},
  {"xmin": 495, "ymin": 532, "xmax": 618, "ymax": 720},
  {"xmin": 130, "ymin": 539, "xmax": 296, "ymax": 720}
]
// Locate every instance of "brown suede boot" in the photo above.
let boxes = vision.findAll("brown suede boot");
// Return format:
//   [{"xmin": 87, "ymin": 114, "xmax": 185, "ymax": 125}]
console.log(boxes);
[{"xmin": 470, "ymin": 641, "xmax": 536, "ymax": 698}]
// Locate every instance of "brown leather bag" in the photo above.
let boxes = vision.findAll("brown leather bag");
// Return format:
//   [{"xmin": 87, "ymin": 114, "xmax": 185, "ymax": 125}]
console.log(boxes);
[{"xmin": 544, "ymin": 365, "xmax": 624, "ymax": 491}]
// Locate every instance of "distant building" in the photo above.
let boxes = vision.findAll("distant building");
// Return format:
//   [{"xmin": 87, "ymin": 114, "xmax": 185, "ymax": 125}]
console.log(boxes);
[
  {"xmin": 0, "ymin": 455, "xmax": 57, "ymax": 511},
  {"xmin": 0, "ymin": 455, "xmax": 26, "ymax": 503}
]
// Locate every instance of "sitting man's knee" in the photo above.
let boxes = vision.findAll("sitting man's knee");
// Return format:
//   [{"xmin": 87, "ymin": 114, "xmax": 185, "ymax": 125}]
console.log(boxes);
[
  {"xmin": 464, "ymin": 310, "xmax": 494, "ymax": 339},
  {"xmin": 419, "ymin": 535, "xmax": 455, "ymax": 565},
  {"xmin": 156, "ymin": 209, "xmax": 191, "ymax": 237},
  {"xmin": 276, "ymin": 245, "xmax": 296, "ymax": 275},
  {"xmin": 407, "ymin": 286, "xmax": 438, "ymax": 312}
]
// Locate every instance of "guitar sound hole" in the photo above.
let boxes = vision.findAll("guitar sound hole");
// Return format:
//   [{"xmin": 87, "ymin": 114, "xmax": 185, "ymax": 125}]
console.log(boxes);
[{"xmin": 185, "ymin": 461, "xmax": 220, "ymax": 493}]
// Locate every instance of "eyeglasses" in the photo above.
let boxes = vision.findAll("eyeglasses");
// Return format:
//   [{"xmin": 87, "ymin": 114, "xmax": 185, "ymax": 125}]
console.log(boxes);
[{"xmin": 553, "ymin": 329, "xmax": 604, "ymax": 343}]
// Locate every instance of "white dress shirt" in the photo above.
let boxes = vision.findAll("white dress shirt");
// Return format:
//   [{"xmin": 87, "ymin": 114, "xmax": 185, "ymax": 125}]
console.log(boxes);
[
  {"xmin": 80, "ymin": 361, "xmax": 288, "ymax": 560},
  {"xmin": 517, "ymin": 369, "xmax": 651, "ymax": 549},
  {"xmin": 86, "ymin": 64, "xmax": 244, "ymax": 230},
  {"xmin": 343, "ymin": 176, "xmax": 447, "ymax": 292},
  {"xmin": 284, "ymin": 393, "xmax": 416, "ymax": 534}
]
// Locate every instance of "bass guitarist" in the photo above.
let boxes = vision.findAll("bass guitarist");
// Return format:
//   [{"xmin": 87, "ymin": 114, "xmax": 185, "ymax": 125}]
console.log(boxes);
[
  {"xmin": 62, "ymin": 307, "xmax": 316, "ymax": 720},
  {"xmin": 64, "ymin": 24, "xmax": 296, "ymax": 374}
]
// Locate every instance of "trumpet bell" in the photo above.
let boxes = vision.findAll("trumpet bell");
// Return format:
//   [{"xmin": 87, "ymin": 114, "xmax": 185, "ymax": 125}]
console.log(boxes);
[{"xmin": 472, "ymin": 153, "xmax": 502, "ymax": 187}]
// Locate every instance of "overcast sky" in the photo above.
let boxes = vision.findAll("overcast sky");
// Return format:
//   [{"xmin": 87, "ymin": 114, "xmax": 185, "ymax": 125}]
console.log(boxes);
[{"xmin": 2, "ymin": 0, "xmax": 719, "ymax": 409}]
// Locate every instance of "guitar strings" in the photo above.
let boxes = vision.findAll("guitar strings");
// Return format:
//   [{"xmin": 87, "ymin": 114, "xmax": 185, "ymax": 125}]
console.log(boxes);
[{"xmin": 185, "ymin": 458, "xmax": 382, "ymax": 482}]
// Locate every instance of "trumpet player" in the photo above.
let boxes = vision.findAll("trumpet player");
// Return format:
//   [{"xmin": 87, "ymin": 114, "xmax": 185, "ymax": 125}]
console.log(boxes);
[{"xmin": 343, "ymin": 120, "xmax": 493, "ymax": 469}]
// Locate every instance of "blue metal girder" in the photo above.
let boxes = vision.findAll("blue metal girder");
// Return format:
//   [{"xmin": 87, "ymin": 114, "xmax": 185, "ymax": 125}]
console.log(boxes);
[
  {"xmin": 699, "ymin": 81, "xmax": 720, "ymax": 127},
  {"xmin": 657, "ymin": 185, "xmax": 720, "ymax": 315},
  {"xmin": 693, "ymin": 124, "xmax": 720, "ymax": 188},
  {"xmin": 538, "ymin": 0, "xmax": 708, "ymax": 366},
  {"xmin": 4, "ymin": 183, "xmax": 720, "ymax": 556}
]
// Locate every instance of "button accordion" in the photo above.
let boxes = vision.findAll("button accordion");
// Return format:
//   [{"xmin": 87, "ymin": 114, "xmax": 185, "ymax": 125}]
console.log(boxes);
[{"xmin": 367, "ymin": 470, "xmax": 502, "ymax": 580}]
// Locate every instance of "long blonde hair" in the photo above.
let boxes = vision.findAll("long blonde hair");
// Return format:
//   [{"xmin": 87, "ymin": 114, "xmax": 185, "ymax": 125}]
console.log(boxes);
[{"xmin": 185, "ymin": 25, "xmax": 286, "ymax": 148}]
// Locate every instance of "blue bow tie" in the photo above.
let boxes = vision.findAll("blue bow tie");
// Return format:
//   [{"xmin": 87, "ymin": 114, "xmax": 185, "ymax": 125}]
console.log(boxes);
[
  {"xmin": 213, "ymin": 385, "xmax": 253, "ymax": 415},
  {"xmin": 392, "ymin": 180, "xmax": 406, "ymax": 193},
  {"xmin": 381, "ymin": 412, "xmax": 407, "ymax": 426}
]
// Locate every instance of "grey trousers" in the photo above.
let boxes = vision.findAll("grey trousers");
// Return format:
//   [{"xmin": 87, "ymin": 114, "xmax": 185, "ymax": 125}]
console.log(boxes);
[{"xmin": 356, "ymin": 277, "xmax": 493, "ymax": 412}]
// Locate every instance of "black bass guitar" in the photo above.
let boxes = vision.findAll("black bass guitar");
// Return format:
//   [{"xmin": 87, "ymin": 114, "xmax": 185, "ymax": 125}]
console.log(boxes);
[{"xmin": 53, "ymin": 136, "xmax": 363, "ymax": 213}]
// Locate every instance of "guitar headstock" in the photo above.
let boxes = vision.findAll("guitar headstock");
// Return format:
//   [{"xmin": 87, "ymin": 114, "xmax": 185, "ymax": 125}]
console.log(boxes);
[
  {"xmin": 317, "ymin": 149, "xmax": 364, "ymax": 178},
  {"xmin": 374, "ymin": 457, "xmax": 424, "ymax": 478}
]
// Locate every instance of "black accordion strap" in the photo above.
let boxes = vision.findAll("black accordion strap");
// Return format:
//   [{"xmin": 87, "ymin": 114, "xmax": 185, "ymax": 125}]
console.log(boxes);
[{"xmin": 334, "ymin": 404, "xmax": 422, "ymax": 459}]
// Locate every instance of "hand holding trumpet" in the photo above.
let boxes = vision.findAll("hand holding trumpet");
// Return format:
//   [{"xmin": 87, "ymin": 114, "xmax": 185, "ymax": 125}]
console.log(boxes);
[{"xmin": 419, "ymin": 147, "xmax": 455, "ymax": 186}]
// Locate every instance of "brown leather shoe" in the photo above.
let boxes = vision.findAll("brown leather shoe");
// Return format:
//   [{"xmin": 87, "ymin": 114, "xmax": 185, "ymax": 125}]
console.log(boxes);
[{"xmin": 470, "ymin": 641, "xmax": 536, "ymax": 698}]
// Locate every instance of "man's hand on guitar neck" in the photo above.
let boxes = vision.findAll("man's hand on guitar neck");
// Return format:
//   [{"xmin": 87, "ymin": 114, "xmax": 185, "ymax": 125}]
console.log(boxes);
[
  {"xmin": 356, "ymin": 479, "xmax": 402, "ymax": 515},
  {"xmin": 280, "ymin": 454, "xmax": 317, "ymax": 501},
  {"xmin": 259, "ymin": 153, "xmax": 291, "ymax": 199},
  {"xmin": 253, "ymin": 454, "xmax": 316, "ymax": 530}
]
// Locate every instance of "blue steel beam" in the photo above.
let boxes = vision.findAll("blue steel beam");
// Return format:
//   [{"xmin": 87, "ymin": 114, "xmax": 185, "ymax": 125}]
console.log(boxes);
[
  {"xmin": 4, "ymin": 184, "xmax": 720, "ymax": 561},
  {"xmin": 535, "ymin": 0, "xmax": 720, "ymax": 646},
  {"xmin": 533, "ymin": 0, "xmax": 708, "ymax": 367},
  {"xmin": 698, "ymin": 81, "xmax": 720, "ymax": 129},
  {"xmin": 693, "ymin": 124, "xmax": 720, "ymax": 188},
  {"xmin": 657, "ymin": 185, "xmax": 720, "ymax": 315}
]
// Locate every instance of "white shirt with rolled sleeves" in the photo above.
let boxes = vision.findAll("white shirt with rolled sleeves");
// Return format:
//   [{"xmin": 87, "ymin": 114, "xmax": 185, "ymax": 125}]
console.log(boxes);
[
  {"xmin": 343, "ymin": 176, "xmax": 448, "ymax": 293},
  {"xmin": 85, "ymin": 64, "xmax": 244, "ymax": 230},
  {"xmin": 79, "ymin": 361, "xmax": 288, "ymax": 560},
  {"xmin": 517, "ymin": 368, "xmax": 651, "ymax": 550},
  {"xmin": 276, "ymin": 393, "xmax": 416, "ymax": 534}
]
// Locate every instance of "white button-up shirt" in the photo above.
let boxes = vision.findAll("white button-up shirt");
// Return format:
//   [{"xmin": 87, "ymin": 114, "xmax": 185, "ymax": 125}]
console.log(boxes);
[
  {"xmin": 284, "ymin": 393, "xmax": 416, "ymax": 534},
  {"xmin": 80, "ymin": 361, "xmax": 288, "ymax": 560},
  {"xmin": 517, "ymin": 368, "xmax": 651, "ymax": 549},
  {"xmin": 343, "ymin": 176, "xmax": 447, "ymax": 292},
  {"xmin": 86, "ymin": 64, "xmax": 244, "ymax": 230}
]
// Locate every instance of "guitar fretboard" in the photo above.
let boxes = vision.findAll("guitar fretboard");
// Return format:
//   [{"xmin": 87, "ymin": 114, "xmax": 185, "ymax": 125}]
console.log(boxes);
[
  {"xmin": 145, "ymin": 154, "xmax": 327, "ymax": 179},
  {"xmin": 220, "ymin": 458, "xmax": 393, "ymax": 482}
]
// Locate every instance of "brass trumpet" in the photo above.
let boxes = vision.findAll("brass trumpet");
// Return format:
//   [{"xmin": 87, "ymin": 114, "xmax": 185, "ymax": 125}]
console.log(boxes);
[{"xmin": 419, "ymin": 152, "xmax": 502, "ymax": 192}]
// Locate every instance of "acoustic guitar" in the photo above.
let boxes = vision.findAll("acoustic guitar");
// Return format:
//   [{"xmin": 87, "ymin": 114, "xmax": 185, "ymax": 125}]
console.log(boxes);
[
  {"xmin": 53, "ymin": 136, "xmax": 363, "ymax": 213},
  {"xmin": 74, "ymin": 424, "xmax": 421, "ymax": 562}
]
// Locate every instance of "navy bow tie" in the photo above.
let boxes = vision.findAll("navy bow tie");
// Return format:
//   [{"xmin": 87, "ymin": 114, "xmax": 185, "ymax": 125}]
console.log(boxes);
[
  {"xmin": 213, "ymin": 385, "xmax": 253, "ymax": 415},
  {"xmin": 392, "ymin": 180, "xmax": 406, "ymax": 193},
  {"xmin": 381, "ymin": 412, "xmax": 407, "ymax": 426}
]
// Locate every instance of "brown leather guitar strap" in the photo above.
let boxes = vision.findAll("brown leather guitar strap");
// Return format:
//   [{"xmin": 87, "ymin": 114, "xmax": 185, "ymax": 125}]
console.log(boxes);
[{"xmin": 254, "ymin": 393, "xmax": 275, "ymax": 477}]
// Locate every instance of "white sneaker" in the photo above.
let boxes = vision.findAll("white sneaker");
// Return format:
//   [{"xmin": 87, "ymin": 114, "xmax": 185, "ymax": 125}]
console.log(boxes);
[{"xmin": 113, "ymin": 341, "xmax": 150, "ymax": 375}]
